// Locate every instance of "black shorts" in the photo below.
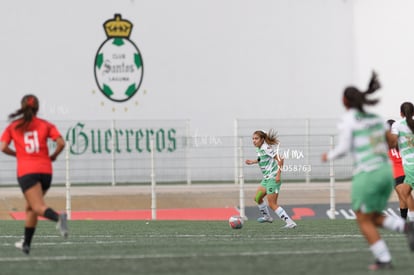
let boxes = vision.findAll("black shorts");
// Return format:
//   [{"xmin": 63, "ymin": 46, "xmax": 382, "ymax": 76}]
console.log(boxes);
[
  {"xmin": 395, "ymin": 175, "xmax": 405, "ymax": 186},
  {"xmin": 17, "ymin": 174, "xmax": 52, "ymax": 193}
]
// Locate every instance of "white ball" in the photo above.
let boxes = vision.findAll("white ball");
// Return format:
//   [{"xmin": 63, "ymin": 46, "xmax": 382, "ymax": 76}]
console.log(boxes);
[{"xmin": 228, "ymin": 215, "xmax": 244, "ymax": 229}]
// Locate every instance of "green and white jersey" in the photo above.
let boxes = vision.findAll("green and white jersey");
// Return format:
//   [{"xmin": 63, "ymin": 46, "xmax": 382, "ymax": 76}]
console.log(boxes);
[
  {"xmin": 391, "ymin": 118, "xmax": 414, "ymax": 166},
  {"xmin": 256, "ymin": 141, "xmax": 279, "ymax": 179},
  {"xmin": 327, "ymin": 109, "xmax": 389, "ymax": 175}
]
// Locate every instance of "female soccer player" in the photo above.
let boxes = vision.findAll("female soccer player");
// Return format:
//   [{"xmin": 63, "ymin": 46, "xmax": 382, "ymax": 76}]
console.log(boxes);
[
  {"xmin": 387, "ymin": 102, "xmax": 414, "ymax": 222},
  {"xmin": 321, "ymin": 72, "xmax": 414, "ymax": 270},
  {"xmin": 245, "ymin": 129, "xmax": 297, "ymax": 229},
  {"xmin": 0, "ymin": 94, "xmax": 68, "ymax": 254},
  {"xmin": 387, "ymin": 119, "xmax": 414, "ymax": 219}
]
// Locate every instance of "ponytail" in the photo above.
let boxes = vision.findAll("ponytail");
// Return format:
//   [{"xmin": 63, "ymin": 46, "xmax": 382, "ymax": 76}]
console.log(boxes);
[
  {"xmin": 366, "ymin": 71, "xmax": 381, "ymax": 95},
  {"xmin": 343, "ymin": 71, "xmax": 380, "ymax": 112},
  {"xmin": 266, "ymin": 129, "xmax": 280, "ymax": 145}
]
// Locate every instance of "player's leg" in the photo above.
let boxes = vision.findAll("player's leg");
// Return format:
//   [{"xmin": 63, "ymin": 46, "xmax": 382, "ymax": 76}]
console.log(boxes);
[
  {"xmin": 254, "ymin": 185, "xmax": 272, "ymax": 222},
  {"xmin": 15, "ymin": 176, "xmax": 47, "ymax": 254},
  {"xmin": 266, "ymin": 181, "xmax": 296, "ymax": 228},
  {"xmin": 406, "ymin": 193, "xmax": 414, "ymax": 220},
  {"xmin": 394, "ymin": 177, "xmax": 408, "ymax": 219},
  {"xmin": 24, "ymin": 181, "xmax": 68, "ymax": 237},
  {"xmin": 352, "ymin": 165, "xmax": 397, "ymax": 269},
  {"xmin": 40, "ymin": 174, "xmax": 68, "ymax": 237},
  {"xmin": 15, "ymin": 202, "xmax": 37, "ymax": 254},
  {"xmin": 398, "ymin": 183, "xmax": 414, "ymax": 221},
  {"xmin": 401, "ymin": 167, "xmax": 414, "ymax": 221},
  {"xmin": 24, "ymin": 183, "xmax": 56, "ymax": 219},
  {"xmin": 356, "ymin": 211, "xmax": 393, "ymax": 270}
]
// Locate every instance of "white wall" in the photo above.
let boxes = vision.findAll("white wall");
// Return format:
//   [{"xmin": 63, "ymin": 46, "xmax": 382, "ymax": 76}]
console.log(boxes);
[
  {"xmin": 353, "ymin": 0, "xmax": 414, "ymax": 121},
  {"xmin": 1, "ymin": 0, "xmax": 358, "ymax": 136}
]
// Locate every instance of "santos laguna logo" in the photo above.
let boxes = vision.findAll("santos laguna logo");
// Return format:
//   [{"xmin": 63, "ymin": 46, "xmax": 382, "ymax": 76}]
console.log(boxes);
[{"xmin": 94, "ymin": 14, "xmax": 144, "ymax": 102}]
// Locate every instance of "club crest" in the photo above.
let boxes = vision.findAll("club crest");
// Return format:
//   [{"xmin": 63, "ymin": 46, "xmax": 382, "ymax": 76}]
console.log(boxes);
[{"xmin": 94, "ymin": 14, "xmax": 144, "ymax": 102}]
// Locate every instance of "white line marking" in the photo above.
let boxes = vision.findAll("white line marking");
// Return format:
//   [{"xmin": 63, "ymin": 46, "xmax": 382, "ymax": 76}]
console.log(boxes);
[
  {"xmin": 0, "ymin": 249, "xmax": 369, "ymax": 262},
  {"xmin": 0, "ymin": 246, "xmax": 410, "ymax": 263},
  {"xmin": 0, "ymin": 232, "xmax": 408, "ymax": 263}
]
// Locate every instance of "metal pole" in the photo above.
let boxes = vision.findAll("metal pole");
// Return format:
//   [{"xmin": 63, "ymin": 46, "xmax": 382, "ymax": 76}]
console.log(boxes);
[
  {"xmin": 185, "ymin": 120, "xmax": 192, "ymax": 185},
  {"xmin": 111, "ymin": 119, "xmax": 116, "ymax": 186},
  {"xmin": 238, "ymin": 138, "xmax": 246, "ymax": 220},
  {"xmin": 150, "ymin": 138, "xmax": 157, "ymax": 220},
  {"xmin": 328, "ymin": 135, "xmax": 336, "ymax": 220},
  {"xmin": 305, "ymin": 118, "xmax": 310, "ymax": 183},
  {"xmin": 234, "ymin": 119, "xmax": 239, "ymax": 184},
  {"xmin": 65, "ymin": 144, "xmax": 72, "ymax": 220}
]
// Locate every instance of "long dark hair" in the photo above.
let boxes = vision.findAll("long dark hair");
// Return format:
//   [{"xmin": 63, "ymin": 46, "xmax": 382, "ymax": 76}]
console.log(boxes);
[
  {"xmin": 343, "ymin": 71, "xmax": 381, "ymax": 113},
  {"xmin": 8, "ymin": 94, "xmax": 39, "ymax": 130},
  {"xmin": 400, "ymin": 101, "xmax": 414, "ymax": 133}
]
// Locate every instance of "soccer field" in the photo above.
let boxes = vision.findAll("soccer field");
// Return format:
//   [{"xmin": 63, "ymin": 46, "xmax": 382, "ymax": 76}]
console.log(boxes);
[{"xmin": 0, "ymin": 219, "xmax": 413, "ymax": 275}]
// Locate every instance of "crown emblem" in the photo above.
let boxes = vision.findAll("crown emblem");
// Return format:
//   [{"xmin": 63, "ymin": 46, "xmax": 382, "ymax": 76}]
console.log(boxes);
[{"xmin": 103, "ymin": 14, "xmax": 133, "ymax": 38}]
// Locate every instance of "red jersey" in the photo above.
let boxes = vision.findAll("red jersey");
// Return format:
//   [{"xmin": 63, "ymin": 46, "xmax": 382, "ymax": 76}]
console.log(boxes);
[
  {"xmin": 388, "ymin": 148, "xmax": 405, "ymax": 178},
  {"xmin": 0, "ymin": 117, "xmax": 62, "ymax": 177}
]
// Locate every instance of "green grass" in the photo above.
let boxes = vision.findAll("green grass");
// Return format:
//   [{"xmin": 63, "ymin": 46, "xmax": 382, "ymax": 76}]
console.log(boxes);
[{"xmin": 0, "ymin": 219, "xmax": 413, "ymax": 275}]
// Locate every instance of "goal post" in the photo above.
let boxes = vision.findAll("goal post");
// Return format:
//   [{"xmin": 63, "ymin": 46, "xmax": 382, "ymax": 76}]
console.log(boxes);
[{"xmin": 65, "ymin": 144, "xmax": 72, "ymax": 220}]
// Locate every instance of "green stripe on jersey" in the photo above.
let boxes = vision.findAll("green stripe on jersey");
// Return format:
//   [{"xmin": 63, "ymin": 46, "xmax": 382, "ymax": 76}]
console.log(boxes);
[
  {"xmin": 396, "ymin": 119, "xmax": 414, "ymax": 165},
  {"xmin": 353, "ymin": 124, "xmax": 384, "ymax": 137},
  {"xmin": 351, "ymin": 112, "xmax": 388, "ymax": 174}
]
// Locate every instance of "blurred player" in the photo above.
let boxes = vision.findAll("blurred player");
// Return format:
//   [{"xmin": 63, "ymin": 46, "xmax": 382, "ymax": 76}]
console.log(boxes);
[
  {"xmin": 321, "ymin": 72, "xmax": 414, "ymax": 270},
  {"xmin": 245, "ymin": 129, "xmax": 297, "ymax": 229},
  {"xmin": 0, "ymin": 94, "xmax": 68, "ymax": 254},
  {"xmin": 387, "ymin": 102, "xmax": 414, "ymax": 222},
  {"xmin": 387, "ymin": 119, "xmax": 414, "ymax": 219}
]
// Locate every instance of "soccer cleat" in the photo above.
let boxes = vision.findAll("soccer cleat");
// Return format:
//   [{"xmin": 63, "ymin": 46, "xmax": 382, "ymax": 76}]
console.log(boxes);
[
  {"xmin": 257, "ymin": 216, "xmax": 273, "ymax": 223},
  {"xmin": 15, "ymin": 239, "xmax": 30, "ymax": 255},
  {"xmin": 56, "ymin": 212, "xmax": 69, "ymax": 238},
  {"xmin": 282, "ymin": 222, "xmax": 297, "ymax": 229},
  {"xmin": 405, "ymin": 221, "xmax": 414, "ymax": 251},
  {"xmin": 368, "ymin": 260, "xmax": 393, "ymax": 271}
]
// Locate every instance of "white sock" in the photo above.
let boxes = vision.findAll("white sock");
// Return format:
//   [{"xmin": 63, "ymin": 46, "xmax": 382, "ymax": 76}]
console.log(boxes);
[
  {"xmin": 275, "ymin": 206, "xmax": 294, "ymax": 224},
  {"xmin": 383, "ymin": 215, "xmax": 405, "ymax": 233},
  {"xmin": 370, "ymin": 239, "xmax": 391, "ymax": 263},
  {"xmin": 407, "ymin": 211, "xmax": 414, "ymax": 222},
  {"xmin": 258, "ymin": 202, "xmax": 270, "ymax": 217}
]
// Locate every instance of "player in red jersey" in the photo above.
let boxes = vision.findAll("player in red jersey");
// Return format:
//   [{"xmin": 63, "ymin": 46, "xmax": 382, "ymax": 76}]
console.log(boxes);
[
  {"xmin": 387, "ymin": 119, "xmax": 414, "ymax": 219},
  {"xmin": 0, "ymin": 94, "xmax": 68, "ymax": 254}
]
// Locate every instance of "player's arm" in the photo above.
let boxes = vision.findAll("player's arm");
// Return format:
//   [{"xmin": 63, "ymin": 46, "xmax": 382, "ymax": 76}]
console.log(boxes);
[
  {"xmin": 50, "ymin": 136, "xmax": 65, "ymax": 161},
  {"xmin": 386, "ymin": 130, "xmax": 398, "ymax": 148},
  {"xmin": 0, "ymin": 141, "xmax": 16, "ymax": 157},
  {"xmin": 386, "ymin": 123, "xmax": 399, "ymax": 149},
  {"xmin": 245, "ymin": 157, "xmax": 259, "ymax": 165},
  {"xmin": 322, "ymin": 119, "xmax": 352, "ymax": 162},
  {"xmin": 275, "ymin": 155, "xmax": 283, "ymax": 182},
  {"xmin": 276, "ymin": 154, "xmax": 284, "ymax": 167}
]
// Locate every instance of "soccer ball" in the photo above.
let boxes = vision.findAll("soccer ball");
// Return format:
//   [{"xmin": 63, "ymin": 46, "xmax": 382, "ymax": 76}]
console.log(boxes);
[{"xmin": 228, "ymin": 215, "xmax": 244, "ymax": 229}]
